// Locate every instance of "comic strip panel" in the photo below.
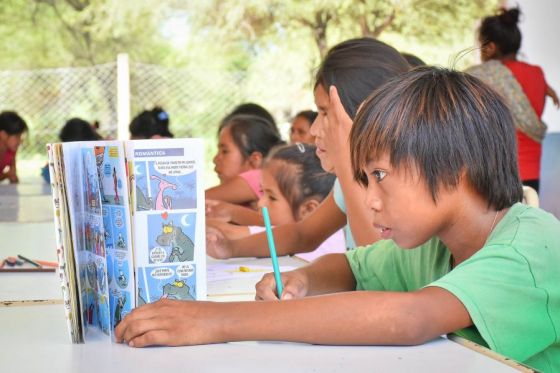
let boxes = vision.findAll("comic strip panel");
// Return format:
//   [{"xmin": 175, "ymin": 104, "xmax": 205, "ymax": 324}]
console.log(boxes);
[
  {"xmin": 147, "ymin": 212, "xmax": 197, "ymax": 263},
  {"xmin": 134, "ymin": 160, "xmax": 197, "ymax": 211}
]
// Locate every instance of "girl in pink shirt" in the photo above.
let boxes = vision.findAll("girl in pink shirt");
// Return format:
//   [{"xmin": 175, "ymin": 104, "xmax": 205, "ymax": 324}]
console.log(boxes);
[{"xmin": 208, "ymin": 143, "xmax": 345, "ymax": 261}]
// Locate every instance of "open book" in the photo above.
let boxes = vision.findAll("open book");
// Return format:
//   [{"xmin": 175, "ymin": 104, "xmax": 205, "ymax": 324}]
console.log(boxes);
[{"xmin": 47, "ymin": 139, "xmax": 206, "ymax": 343}]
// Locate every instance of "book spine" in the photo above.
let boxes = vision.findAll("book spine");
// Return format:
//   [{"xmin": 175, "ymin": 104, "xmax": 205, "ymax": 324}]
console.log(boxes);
[{"xmin": 47, "ymin": 144, "xmax": 77, "ymax": 343}]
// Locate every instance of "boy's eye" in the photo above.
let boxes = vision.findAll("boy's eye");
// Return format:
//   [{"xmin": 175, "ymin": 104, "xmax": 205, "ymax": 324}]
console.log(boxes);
[{"xmin": 371, "ymin": 170, "xmax": 387, "ymax": 182}]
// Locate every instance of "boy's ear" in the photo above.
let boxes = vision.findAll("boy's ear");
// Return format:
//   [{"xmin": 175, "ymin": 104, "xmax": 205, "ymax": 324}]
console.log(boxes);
[
  {"xmin": 296, "ymin": 198, "xmax": 321, "ymax": 220},
  {"xmin": 247, "ymin": 151, "xmax": 263, "ymax": 169}
]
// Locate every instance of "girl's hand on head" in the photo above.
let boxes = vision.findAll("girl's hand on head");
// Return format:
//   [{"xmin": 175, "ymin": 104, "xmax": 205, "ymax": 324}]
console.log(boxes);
[
  {"xmin": 322, "ymin": 86, "xmax": 353, "ymax": 168},
  {"xmin": 255, "ymin": 270, "xmax": 309, "ymax": 301},
  {"xmin": 205, "ymin": 199, "xmax": 234, "ymax": 222},
  {"xmin": 206, "ymin": 225, "xmax": 234, "ymax": 259},
  {"xmin": 115, "ymin": 299, "xmax": 223, "ymax": 347}
]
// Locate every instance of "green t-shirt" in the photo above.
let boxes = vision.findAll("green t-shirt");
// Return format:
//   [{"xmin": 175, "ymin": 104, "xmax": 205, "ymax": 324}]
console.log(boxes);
[{"xmin": 346, "ymin": 203, "xmax": 560, "ymax": 372}]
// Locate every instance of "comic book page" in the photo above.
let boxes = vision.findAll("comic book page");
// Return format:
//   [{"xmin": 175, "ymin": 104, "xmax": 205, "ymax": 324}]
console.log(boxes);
[
  {"xmin": 62, "ymin": 142, "xmax": 111, "ymax": 342},
  {"xmin": 126, "ymin": 139, "xmax": 206, "ymax": 305},
  {"xmin": 92, "ymin": 142, "xmax": 135, "ymax": 335}
]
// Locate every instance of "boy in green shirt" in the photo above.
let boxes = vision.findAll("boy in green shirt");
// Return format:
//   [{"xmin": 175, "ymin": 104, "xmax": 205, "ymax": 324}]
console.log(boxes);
[{"xmin": 116, "ymin": 67, "xmax": 559, "ymax": 372}]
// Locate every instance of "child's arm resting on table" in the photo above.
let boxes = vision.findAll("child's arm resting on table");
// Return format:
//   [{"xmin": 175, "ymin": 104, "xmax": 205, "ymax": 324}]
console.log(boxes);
[
  {"xmin": 114, "ymin": 287, "xmax": 471, "ymax": 348},
  {"xmin": 115, "ymin": 255, "xmax": 472, "ymax": 348}
]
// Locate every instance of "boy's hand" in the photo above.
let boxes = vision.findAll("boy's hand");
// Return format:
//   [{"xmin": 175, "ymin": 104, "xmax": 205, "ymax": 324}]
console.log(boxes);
[
  {"xmin": 255, "ymin": 270, "xmax": 309, "ymax": 301},
  {"xmin": 206, "ymin": 225, "xmax": 234, "ymax": 259},
  {"xmin": 115, "ymin": 299, "xmax": 221, "ymax": 347}
]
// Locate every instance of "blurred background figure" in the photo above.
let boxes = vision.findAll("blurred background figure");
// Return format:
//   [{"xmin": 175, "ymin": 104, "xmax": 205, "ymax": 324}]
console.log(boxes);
[
  {"xmin": 289, "ymin": 110, "xmax": 317, "ymax": 144},
  {"xmin": 0, "ymin": 111, "xmax": 28, "ymax": 184},
  {"xmin": 41, "ymin": 117, "xmax": 102, "ymax": 183}
]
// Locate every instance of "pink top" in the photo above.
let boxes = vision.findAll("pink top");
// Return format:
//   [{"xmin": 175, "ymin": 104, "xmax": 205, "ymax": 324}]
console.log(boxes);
[
  {"xmin": 248, "ymin": 226, "xmax": 347, "ymax": 262},
  {"xmin": 239, "ymin": 169, "xmax": 263, "ymax": 198},
  {"xmin": 0, "ymin": 148, "xmax": 16, "ymax": 173}
]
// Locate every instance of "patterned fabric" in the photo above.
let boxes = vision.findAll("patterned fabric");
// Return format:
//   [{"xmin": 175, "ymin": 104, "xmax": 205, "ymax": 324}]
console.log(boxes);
[{"xmin": 466, "ymin": 60, "xmax": 547, "ymax": 143}]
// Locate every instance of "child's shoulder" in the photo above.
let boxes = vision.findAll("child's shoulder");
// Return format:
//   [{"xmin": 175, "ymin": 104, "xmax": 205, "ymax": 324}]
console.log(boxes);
[{"xmin": 489, "ymin": 203, "xmax": 560, "ymax": 256}]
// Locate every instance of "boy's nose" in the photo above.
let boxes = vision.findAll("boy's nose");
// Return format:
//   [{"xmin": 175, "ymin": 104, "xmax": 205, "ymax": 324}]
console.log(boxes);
[{"xmin": 365, "ymin": 186, "xmax": 382, "ymax": 212}]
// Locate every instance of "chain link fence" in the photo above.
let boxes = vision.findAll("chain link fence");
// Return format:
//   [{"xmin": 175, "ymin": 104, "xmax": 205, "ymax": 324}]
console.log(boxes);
[{"xmin": 0, "ymin": 56, "xmax": 248, "ymax": 159}]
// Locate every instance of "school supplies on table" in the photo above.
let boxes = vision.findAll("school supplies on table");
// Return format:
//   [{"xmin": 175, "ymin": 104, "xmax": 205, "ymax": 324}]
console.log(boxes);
[
  {"xmin": 0, "ymin": 256, "xmax": 56, "ymax": 272},
  {"xmin": 47, "ymin": 139, "xmax": 206, "ymax": 343},
  {"xmin": 261, "ymin": 207, "xmax": 283, "ymax": 297}
]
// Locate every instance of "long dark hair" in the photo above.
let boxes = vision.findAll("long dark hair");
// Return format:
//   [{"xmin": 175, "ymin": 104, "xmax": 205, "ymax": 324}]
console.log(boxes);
[
  {"xmin": 221, "ymin": 114, "xmax": 284, "ymax": 161},
  {"xmin": 315, "ymin": 38, "xmax": 410, "ymax": 119}
]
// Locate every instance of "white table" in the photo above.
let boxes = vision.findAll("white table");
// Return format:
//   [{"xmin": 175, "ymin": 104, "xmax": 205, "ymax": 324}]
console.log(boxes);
[
  {"xmin": 0, "ymin": 303, "xmax": 521, "ymax": 373},
  {"xmin": 0, "ymin": 186, "xmax": 525, "ymax": 372}
]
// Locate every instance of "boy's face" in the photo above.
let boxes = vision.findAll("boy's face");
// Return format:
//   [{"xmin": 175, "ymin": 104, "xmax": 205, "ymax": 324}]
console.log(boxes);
[
  {"xmin": 257, "ymin": 165, "xmax": 296, "ymax": 226},
  {"xmin": 363, "ymin": 153, "xmax": 456, "ymax": 249}
]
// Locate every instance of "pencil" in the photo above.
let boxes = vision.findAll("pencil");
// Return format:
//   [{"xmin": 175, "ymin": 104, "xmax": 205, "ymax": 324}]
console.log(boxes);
[
  {"xmin": 17, "ymin": 255, "xmax": 41, "ymax": 268},
  {"xmin": 261, "ymin": 207, "xmax": 283, "ymax": 298}
]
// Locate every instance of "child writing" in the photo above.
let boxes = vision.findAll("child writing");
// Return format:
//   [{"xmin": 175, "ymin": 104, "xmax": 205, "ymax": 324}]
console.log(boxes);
[
  {"xmin": 0, "ymin": 111, "xmax": 28, "ymax": 184},
  {"xmin": 116, "ymin": 67, "xmax": 559, "ymax": 372},
  {"xmin": 208, "ymin": 143, "xmax": 345, "ymax": 262},
  {"xmin": 471, "ymin": 7, "xmax": 559, "ymax": 192},
  {"xmin": 206, "ymin": 38, "xmax": 409, "ymax": 258},
  {"xmin": 289, "ymin": 110, "xmax": 318, "ymax": 144},
  {"xmin": 205, "ymin": 114, "xmax": 284, "ymax": 225}
]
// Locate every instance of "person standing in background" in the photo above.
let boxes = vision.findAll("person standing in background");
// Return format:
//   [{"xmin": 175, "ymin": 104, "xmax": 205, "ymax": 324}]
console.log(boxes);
[{"xmin": 474, "ymin": 7, "xmax": 559, "ymax": 192}]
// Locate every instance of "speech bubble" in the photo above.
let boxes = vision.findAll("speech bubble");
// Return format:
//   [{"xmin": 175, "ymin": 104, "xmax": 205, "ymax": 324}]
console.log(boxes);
[
  {"xmin": 153, "ymin": 160, "xmax": 195, "ymax": 176},
  {"xmin": 114, "ymin": 216, "xmax": 123, "ymax": 228},
  {"xmin": 115, "ymin": 250, "xmax": 127, "ymax": 261},
  {"xmin": 151, "ymin": 267, "xmax": 174, "ymax": 280},
  {"xmin": 176, "ymin": 264, "xmax": 195, "ymax": 278},
  {"xmin": 150, "ymin": 247, "xmax": 167, "ymax": 263}
]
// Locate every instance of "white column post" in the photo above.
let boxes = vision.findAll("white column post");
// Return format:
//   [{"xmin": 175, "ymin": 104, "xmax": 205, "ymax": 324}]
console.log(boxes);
[{"xmin": 117, "ymin": 53, "xmax": 131, "ymax": 140}]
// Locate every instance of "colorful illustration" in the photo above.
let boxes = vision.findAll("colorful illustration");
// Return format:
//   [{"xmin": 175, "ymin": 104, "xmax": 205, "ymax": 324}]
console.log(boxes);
[
  {"xmin": 162, "ymin": 279, "xmax": 195, "ymax": 300},
  {"xmin": 134, "ymin": 160, "xmax": 197, "ymax": 211},
  {"xmin": 137, "ymin": 264, "xmax": 197, "ymax": 303},
  {"xmin": 147, "ymin": 212, "xmax": 196, "ymax": 263}
]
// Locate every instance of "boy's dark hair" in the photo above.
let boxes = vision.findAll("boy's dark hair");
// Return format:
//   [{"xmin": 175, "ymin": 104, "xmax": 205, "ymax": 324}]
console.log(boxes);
[
  {"xmin": 0, "ymin": 111, "xmax": 28, "ymax": 135},
  {"xmin": 151, "ymin": 106, "xmax": 173, "ymax": 138},
  {"xmin": 401, "ymin": 53, "xmax": 426, "ymax": 68},
  {"xmin": 129, "ymin": 110, "xmax": 161, "ymax": 139},
  {"xmin": 221, "ymin": 114, "xmax": 284, "ymax": 161},
  {"xmin": 315, "ymin": 38, "xmax": 410, "ymax": 119},
  {"xmin": 294, "ymin": 110, "xmax": 318, "ymax": 126},
  {"xmin": 59, "ymin": 118, "xmax": 102, "ymax": 142},
  {"xmin": 266, "ymin": 143, "xmax": 335, "ymax": 218},
  {"xmin": 219, "ymin": 102, "xmax": 278, "ymax": 134},
  {"xmin": 479, "ymin": 8, "xmax": 522, "ymax": 56},
  {"xmin": 350, "ymin": 67, "xmax": 523, "ymax": 210}
]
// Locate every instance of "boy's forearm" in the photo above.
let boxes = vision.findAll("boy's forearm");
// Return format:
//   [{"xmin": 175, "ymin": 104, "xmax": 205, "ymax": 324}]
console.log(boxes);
[{"xmin": 219, "ymin": 291, "xmax": 426, "ymax": 345}]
